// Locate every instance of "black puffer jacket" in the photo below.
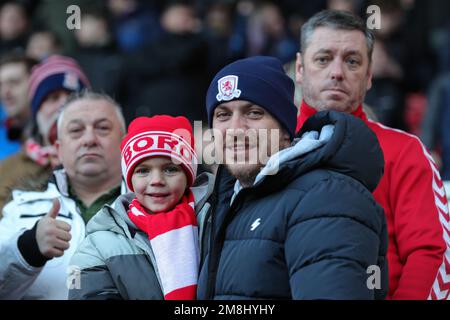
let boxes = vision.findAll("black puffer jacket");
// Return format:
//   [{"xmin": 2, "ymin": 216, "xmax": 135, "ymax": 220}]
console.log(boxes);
[{"xmin": 197, "ymin": 111, "xmax": 388, "ymax": 300}]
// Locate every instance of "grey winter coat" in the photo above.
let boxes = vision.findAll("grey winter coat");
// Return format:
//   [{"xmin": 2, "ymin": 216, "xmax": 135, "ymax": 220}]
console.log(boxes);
[{"xmin": 68, "ymin": 173, "xmax": 214, "ymax": 300}]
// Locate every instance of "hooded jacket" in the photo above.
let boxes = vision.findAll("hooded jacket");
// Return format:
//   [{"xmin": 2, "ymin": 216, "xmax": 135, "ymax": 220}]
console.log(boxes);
[
  {"xmin": 197, "ymin": 110, "xmax": 388, "ymax": 300},
  {"xmin": 68, "ymin": 173, "xmax": 214, "ymax": 300}
]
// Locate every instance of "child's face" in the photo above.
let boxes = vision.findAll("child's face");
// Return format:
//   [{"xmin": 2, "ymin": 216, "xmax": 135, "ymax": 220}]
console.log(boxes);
[{"xmin": 132, "ymin": 157, "xmax": 188, "ymax": 213}]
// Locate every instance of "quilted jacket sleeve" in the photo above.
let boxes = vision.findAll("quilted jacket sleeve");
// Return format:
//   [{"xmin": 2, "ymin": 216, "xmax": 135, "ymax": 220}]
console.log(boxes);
[
  {"xmin": 68, "ymin": 234, "xmax": 122, "ymax": 300},
  {"xmin": 285, "ymin": 172, "xmax": 388, "ymax": 300},
  {"xmin": 0, "ymin": 203, "xmax": 43, "ymax": 299}
]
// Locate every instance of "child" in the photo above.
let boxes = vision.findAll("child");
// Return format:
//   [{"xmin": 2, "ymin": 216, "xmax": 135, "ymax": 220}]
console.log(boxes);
[{"xmin": 69, "ymin": 115, "xmax": 203, "ymax": 300}]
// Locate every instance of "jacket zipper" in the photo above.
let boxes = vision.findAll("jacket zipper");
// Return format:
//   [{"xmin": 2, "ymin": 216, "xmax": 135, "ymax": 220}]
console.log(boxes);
[{"xmin": 205, "ymin": 184, "xmax": 246, "ymax": 299}]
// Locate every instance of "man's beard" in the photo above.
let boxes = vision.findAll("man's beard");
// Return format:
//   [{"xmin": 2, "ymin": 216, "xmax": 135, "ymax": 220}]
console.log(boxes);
[
  {"xmin": 226, "ymin": 162, "xmax": 263, "ymax": 188},
  {"xmin": 219, "ymin": 127, "xmax": 291, "ymax": 187}
]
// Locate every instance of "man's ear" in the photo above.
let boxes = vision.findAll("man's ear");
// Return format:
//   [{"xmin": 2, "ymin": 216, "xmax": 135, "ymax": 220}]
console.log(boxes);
[
  {"xmin": 366, "ymin": 63, "xmax": 373, "ymax": 91},
  {"xmin": 295, "ymin": 52, "xmax": 304, "ymax": 85},
  {"xmin": 281, "ymin": 129, "xmax": 292, "ymax": 148},
  {"xmin": 284, "ymin": 131, "xmax": 291, "ymax": 144},
  {"xmin": 55, "ymin": 140, "xmax": 63, "ymax": 162}
]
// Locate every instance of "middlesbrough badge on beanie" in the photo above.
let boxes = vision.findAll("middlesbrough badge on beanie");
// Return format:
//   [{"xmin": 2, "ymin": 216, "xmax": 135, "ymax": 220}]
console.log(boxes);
[
  {"xmin": 216, "ymin": 75, "xmax": 241, "ymax": 102},
  {"xmin": 62, "ymin": 72, "xmax": 81, "ymax": 91}
]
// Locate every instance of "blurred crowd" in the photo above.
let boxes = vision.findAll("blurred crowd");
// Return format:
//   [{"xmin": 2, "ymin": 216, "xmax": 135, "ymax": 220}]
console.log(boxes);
[{"xmin": 0, "ymin": 0, "xmax": 449, "ymax": 177}]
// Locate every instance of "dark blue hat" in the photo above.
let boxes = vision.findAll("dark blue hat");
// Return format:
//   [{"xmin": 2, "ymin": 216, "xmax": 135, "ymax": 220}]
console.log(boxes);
[
  {"xmin": 206, "ymin": 56, "xmax": 297, "ymax": 140},
  {"xmin": 28, "ymin": 55, "xmax": 91, "ymax": 119},
  {"xmin": 31, "ymin": 73, "xmax": 88, "ymax": 117}
]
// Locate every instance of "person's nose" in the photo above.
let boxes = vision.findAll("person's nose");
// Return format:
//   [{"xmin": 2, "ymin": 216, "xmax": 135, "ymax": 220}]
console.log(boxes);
[
  {"xmin": 329, "ymin": 58, "xmax": 344, "ymax": 81},
  {"xmin": 149, "ymin": 170, "xmax": 165, "ymax": 186},
  {"xmin": 81, "ymin": 127, "xmax": 98, "ymax": 147},
  {"xmin": 226, "ymin": 113, "xmax": 249, "ymax": 142},
  {"xmin": 228, "ymin": 113, "xmax": 248, "ymax": 131}
]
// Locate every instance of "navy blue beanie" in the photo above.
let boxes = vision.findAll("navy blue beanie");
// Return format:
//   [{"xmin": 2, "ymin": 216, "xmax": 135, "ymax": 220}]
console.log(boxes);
[
  {"xmin": 28, "ymin": 55, "xmax": 91, "ymax": 119},
  {"xmin": 31, "ymin": 73, "xmax": 87, "ymax": 117},
  {"xmin": 206, "ymin": 56, "xmax": 297, "ymax": 140}
]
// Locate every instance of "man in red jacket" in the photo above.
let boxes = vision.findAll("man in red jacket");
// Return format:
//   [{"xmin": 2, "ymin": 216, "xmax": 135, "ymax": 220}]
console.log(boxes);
[{"xmin": 295, "ymin": 10, "xmax": 450, "ymax": 299}]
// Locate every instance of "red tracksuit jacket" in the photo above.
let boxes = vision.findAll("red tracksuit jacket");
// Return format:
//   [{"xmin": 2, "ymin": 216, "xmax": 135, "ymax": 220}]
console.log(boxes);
[{"xmin": 297, "ymin": 101, "xmax": 450, "ymax": 299}]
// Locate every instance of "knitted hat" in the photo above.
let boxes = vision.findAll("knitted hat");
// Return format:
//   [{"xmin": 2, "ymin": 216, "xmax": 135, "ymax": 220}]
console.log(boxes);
[
  {"xmin": 206, "ymin": 56, "xmax": 297, "ymax": 140},
  {"xmin": 28, "ymin": 55, "xmax": 91, "ymax": 118},
  {"xmin": 121, "ymin": 115, "xmax": 198, "ymax": 191}
]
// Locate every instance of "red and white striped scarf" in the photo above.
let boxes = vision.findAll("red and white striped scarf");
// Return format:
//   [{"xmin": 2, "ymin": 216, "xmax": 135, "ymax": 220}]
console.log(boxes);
[
  {"xmin": 127, "ymin": 191, "xmax": 199, "ymax": 300},
  {"xmin": 24, "ymin": 139, "xmax": 54, "ymax": 166}
]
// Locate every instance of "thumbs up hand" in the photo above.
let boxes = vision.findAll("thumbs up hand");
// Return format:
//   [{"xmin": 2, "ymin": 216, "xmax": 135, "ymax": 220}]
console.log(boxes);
[{"xmin": 36, "ymin": 199, "xmax": 72, "ymax": 258}]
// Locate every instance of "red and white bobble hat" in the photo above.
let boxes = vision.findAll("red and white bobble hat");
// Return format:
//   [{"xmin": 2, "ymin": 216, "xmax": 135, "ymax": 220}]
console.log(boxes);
[{"xmin": 120, "ymin": 115, "xmax": 198, "ymax": 192}]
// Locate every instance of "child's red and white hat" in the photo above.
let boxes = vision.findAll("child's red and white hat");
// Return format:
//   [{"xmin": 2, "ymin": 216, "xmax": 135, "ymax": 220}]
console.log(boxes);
[{"xmin": 120, "ymin": 115, "xmax": 198, "ymax": 191}]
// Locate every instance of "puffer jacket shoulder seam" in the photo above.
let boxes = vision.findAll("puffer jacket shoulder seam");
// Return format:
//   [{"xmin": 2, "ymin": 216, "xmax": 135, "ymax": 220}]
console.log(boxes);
[
  {"xmin": 286, "ymin": 173, "xmax": 383, "ymax": 233},
  {"xmin": 291, "ymin": 171, "xmax": 380, "ymax": 208},
  {"xmin": 291, "ymin": 254, "xmax": 372, "ymax": 276},
  {"xmin": 83, "ymin": 230, "xmax": 130, "ymax": 263},
  {"xmin": 223, "ymin": 237, "xmax": 283, "ymax": 245},
  {"xmin": 291, "ymin": 214, "xmax": 380, "ymax": 237},
  {"xmin": 280, "ymin": 169, "xmax": 333, "ymax": 194}
]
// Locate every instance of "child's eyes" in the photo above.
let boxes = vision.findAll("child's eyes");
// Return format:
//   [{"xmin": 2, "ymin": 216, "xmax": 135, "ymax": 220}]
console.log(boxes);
[
  {"xmin": 163, "ymin": 166, "xmax": 181, "ymax": 174},
  {"xmin": 134, "ymin": 167, "xmax": 149, "ymax": 175},
  {"xmin": 134, "ymin": 166, "xmax": 181, "ymax": 176}
]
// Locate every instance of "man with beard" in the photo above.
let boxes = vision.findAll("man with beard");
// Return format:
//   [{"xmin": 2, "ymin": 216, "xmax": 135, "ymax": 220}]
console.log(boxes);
[
  {"xmin": 196, "ymin": 56, "xmax": 388, "ymax": 299},
  {"xmin": 0, "ymin": 91, "xmax": 126, "ymax": 299}
]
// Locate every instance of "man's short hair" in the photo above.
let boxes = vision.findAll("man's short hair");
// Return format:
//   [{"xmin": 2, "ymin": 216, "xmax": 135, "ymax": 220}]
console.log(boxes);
[
  {"xmin": 56, "ymin": 90, "xmax": 126, "ymax": 137},
  {"xmin": 300, "ymin": 10, "xmax": 375, "ymax": 63},
  {"xmin": 0, "ymin": 53, "xmax": 38, "ymax": 73}
]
